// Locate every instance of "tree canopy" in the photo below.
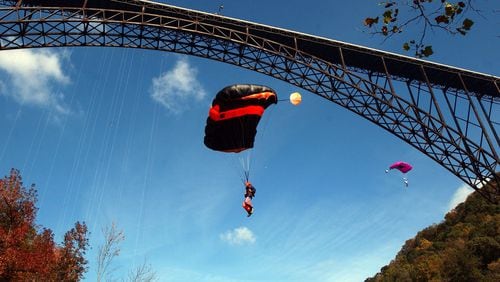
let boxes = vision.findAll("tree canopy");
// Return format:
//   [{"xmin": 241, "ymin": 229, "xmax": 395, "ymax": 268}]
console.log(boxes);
[
  {"xmin": 366, "ymin": 178, "xmax": 500, "ymax": 281},
  {"xmin": 363, "ymin": 1, "xmax": 480, "ymax": 58},
  {"xmin": 0, "ymin": 168, "xmax": 89, "ymax": 281}
]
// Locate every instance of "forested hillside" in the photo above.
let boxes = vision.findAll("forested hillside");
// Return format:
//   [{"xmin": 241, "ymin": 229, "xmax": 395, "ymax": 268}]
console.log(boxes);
[{"xmin": 366, "ymin": 179, "xmax": 499, "ymax": 281}]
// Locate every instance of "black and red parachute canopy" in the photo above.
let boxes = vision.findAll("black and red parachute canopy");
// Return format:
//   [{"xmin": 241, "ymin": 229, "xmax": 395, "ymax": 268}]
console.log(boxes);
[{"xmin": 204, "ymin": 84, "xmax": 278, "ymax": 153}]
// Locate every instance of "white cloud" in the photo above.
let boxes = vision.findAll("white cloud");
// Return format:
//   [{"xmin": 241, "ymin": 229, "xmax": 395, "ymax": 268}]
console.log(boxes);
[
  {"xmin": 220, "ymin": 226, "xmax": 256, "ymax": 245},
  {"xmin": 150, "ymin": 58, "xmax": 206, "ymax": 114},
  {"xmin": 155, "ymin": 265, "xmax": 241, "ymax": 282},
  {"xmin": 472, "ymin": 177, "xmax": 490, "ymax": 188},
  {"xmin": 448, "ymin": 184, "xmax": 474, "ymax": 211},
  {"xmin": 0, "ymin": 49, "xmax": 71, "ymax": 114}
]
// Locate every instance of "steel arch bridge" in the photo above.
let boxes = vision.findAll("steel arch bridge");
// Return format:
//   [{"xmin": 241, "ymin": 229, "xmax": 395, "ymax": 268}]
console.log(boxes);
[{"xmin": 1, "ymin": 0, "xmax": 499, "ymax": 202}]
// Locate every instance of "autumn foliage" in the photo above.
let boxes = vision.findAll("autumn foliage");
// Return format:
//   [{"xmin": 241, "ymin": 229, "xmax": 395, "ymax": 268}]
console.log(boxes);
[
  {"xmin": 366, "ymin": 178, "xmax": 500, "ymax": 281},
  {"xmin": 0, "ymin": 168, "xmax": 89, "ymax": 281}
]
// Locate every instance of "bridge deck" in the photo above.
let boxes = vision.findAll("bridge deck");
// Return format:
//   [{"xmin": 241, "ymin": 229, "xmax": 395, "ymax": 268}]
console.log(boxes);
[{"xmin": 9, "ymin": 0, "xmax": 499, "ymax": 98}]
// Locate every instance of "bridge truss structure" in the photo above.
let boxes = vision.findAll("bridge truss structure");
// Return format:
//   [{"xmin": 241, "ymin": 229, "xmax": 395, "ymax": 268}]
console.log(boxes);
[{"xmin": 0, "ymin": 0, "xmax": 498, "ymax": 202}]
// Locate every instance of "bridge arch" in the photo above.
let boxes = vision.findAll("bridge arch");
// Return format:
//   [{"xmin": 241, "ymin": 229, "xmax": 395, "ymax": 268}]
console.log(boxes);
[{"xmin": 1, "ymin": 0, "xmax": 498, "ymax": 201}]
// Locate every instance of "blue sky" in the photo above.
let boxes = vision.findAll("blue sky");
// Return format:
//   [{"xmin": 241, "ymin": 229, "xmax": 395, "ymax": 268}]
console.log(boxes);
[{"xmin": 0, "ymin": 1, "xmax": 498, "ymax": 281}]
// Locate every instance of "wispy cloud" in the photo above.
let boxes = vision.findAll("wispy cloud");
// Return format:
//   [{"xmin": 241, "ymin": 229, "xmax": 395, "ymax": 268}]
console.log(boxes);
[
  {"xmin": 0, "ymin": 80, "xmax": 5, "ymax": 94},
  {"xmin": 155, "ymin": 265, "xmax": 243, "ymax": 282},
  {"xmin": 448, "ymin": 183, "xmax": 474, "ymax": 211},
  {"xmin": 220, "ymin": 226, "xmax": 256, "ymax": 245},
  {"xmin": 150, "ymin": 57, "xmax": 206, "ymax": 114},
  {"xmin": 0, "ymin": 49, "xmax": 71, "ymax": 114}
]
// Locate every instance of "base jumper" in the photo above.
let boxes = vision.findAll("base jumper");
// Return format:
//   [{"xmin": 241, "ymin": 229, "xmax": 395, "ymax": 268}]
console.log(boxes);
[{"xmin": 242, "ymin": 181, "xmax": 256, "ymax": 217}]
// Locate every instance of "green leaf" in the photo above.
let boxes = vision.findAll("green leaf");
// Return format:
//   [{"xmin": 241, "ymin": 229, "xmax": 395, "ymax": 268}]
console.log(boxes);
[
  {"xmin": 422, "ymin": 46, "xmax": 434, "ymax": 57},
  {"xmin": 462, "ymin": 18, "xmax": 474, "ymax": 30},
  {"xmin": 445, "ymin": 4, "xmax": 455, "ymax": 16},
  {"xmin": 383, "ymin": 10, "xmax": 393, "ymax": 24},
  {"xmin": 364, "ymin": 17, "xmax": 379, "ymax": 27},
  {"xmin": 435, "ymin": 15, "xmax": 449, "ymax": 24},
  {"xmin": 403, "ymin": 42, "xmax": 410, "ymax": 51}
]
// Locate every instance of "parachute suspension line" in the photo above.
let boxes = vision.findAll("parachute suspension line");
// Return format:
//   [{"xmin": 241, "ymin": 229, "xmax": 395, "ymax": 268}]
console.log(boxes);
[
  {"xmin": 69, "ymin": 48, "xmax": 110, "ymax": 229},
  {"xmin": 248, "ymin": 104, "xmax": 275, "ymax": 182},
  {"xmin": 92, "ymin": 48, "xmax": 135, "ymax": 222},
  {"xmin": 237, "ymin": 154, "xmax": 247, "ymax": 183},
  {"xmin": 245, "ymin": 151, "xmax": 251, "ymax": 182},
  {"xmin": 83, "ymin": 48, "xmax": 117, "ymax": 223},
  {"xmin": 244, "ymin": 171, "xmax": 250, "ymax": 183},
  {"xmin": 0, "ymin": 100, "xmax": 24, "ymax": 165},
  {"xmin": 84, "ymin": 48, "xmax": 124, "ymax": 236},
  {"xmin": 50, "ymin": 47, "xmax": 104, "ymax": 235},
  {"xmin": 28, "ymin": 47, "xmax": 88, "ymax": 236},
  {"xmin": 242, "ymin": 95, "xmax": 274, "ymax": 183},
  {"xmin": 71, "ymin": 47, "xmax": 135, "ymax": 242},
  {"xmin": 40, "ymin": 48, "xmax": 90, "ymax": 209},
  {"xmin": 133, "ymin": 82, "xmax": 161, "ymax": 264},
  {"xmin": 116, "ymin": 50, "xmax": 147, "ymax": 203},
  {"xmin": 239, "ymin": 151, "xmax": 252, "ymax": 183},
  {"xmin": 21, "ymin": 106, "xmax": 46, "ymax": 175},
  {"xmin": 132, "ymin": 53, "xmax": 166, "ymax": 264},
  {"xmin": 233, "ymin": 113, "xmax": 251, "ymax": 182},
  {"xmin": 259, "ymin": 103, "xmax": 275, "ymax": 137},
  {"xmin": 224, "ymin": 150, "xmax": 248, "ymax": 186}
]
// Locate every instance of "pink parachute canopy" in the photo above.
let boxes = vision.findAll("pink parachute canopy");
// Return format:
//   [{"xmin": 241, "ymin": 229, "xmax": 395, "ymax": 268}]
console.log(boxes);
[{"xmin": 389, "ymin": 161, "xmax": 413, "ymax": 173}]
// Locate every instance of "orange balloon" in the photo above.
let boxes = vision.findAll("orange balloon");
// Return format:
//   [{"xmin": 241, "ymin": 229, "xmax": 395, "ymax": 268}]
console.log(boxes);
[{"xmin": 289, "ymin": 92, "xmax": 302, "ymax": 105}]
